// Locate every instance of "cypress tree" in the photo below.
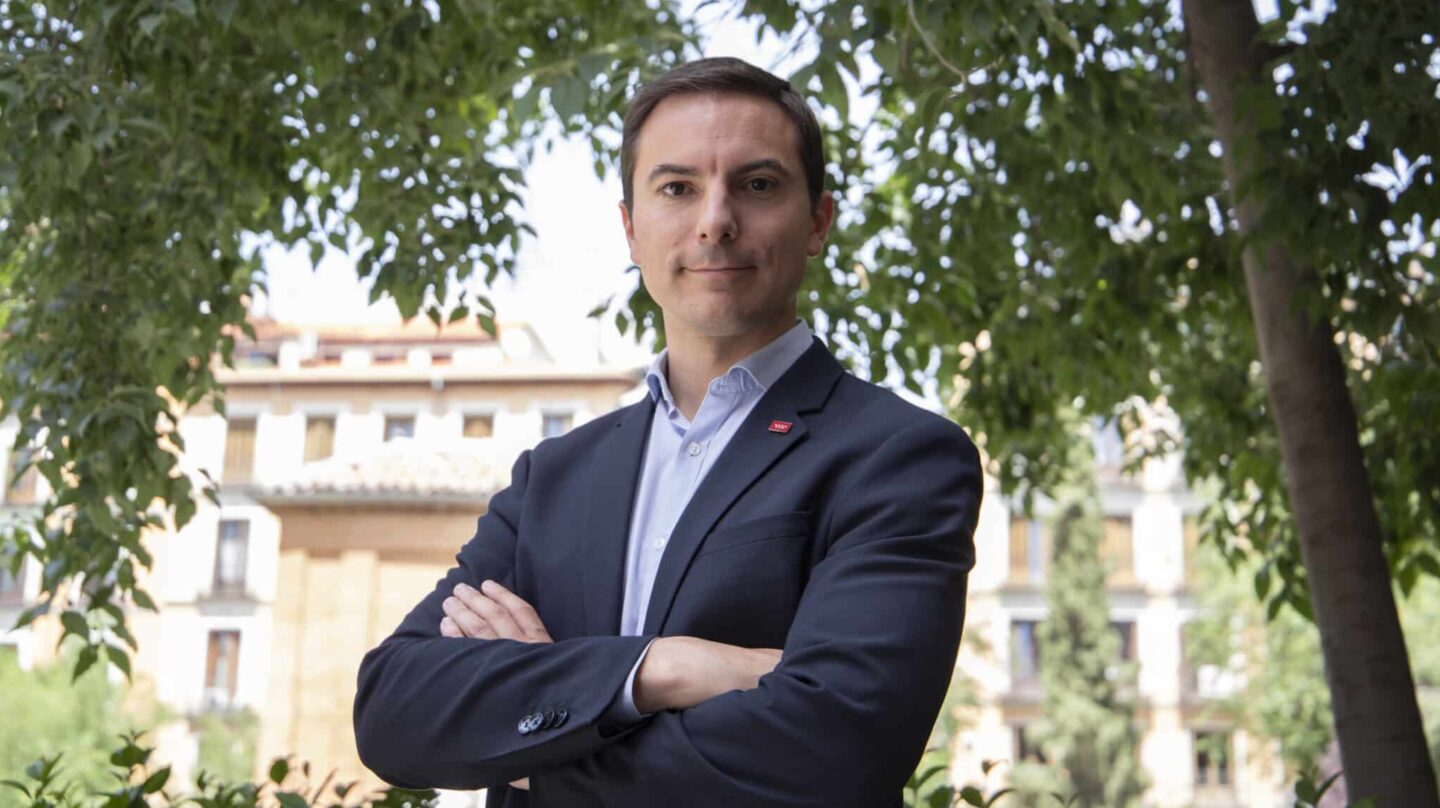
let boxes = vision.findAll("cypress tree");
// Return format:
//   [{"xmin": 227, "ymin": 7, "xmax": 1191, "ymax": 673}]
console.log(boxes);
[{"xmin": 1033, "ymin": 437, "xmax": 1149, "ymax": 808}]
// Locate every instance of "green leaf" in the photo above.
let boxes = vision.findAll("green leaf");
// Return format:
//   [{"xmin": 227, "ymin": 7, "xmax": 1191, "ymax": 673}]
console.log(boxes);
[
  {"xmin": 109, "ymin": 740, "xmax": 147, "ymax": 770},
  {"xmin": 106, "ymin": 643, "xmax": 133, "ymax": 679},
  {"xmin": 960, "ymin": 785, "xmax": 985, "ymax": 806},
  {"xmin": 551, "ymin": 78, "xmax": 587, "ymax": 121},
  {"xmin": 14, "ymin": 602, "xmax": 48, "ymax": 630},
  {"xmin": 142, "ymin": 766, "xmax": 170, "ymax": 794},
  {"xmin": 1254, "ymin": 563, "xmax": 1272, "ymax": 601},
  {"xmin": 269, "ymin": 758, "xmax": 290, "ymax": 785},
  {"xmin": 277, "ymin": 790, "xmax": 309, "ymax": 808},
  {"xmin": 73, "ymin": 645, "xmax": 100, "ymax": 679},
  {"xmin": 132, "ymin": 588, "xmax": 157, "ymax": 611},
  {"xmin": 60, "ymin": 610, "xmax": 89, "ymax": 639}
]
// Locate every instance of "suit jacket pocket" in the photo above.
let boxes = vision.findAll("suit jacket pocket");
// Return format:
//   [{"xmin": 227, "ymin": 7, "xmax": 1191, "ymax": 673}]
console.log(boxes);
[{"xmin": 696, "ymin": 510, "xmax": 812, "ymax": 559}]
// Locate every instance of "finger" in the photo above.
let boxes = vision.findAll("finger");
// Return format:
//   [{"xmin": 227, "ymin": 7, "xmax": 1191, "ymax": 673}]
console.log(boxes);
[
  {"xmin": 442, "ymin": 595, "xmax": 499, "ymax": 640},
  {"xmin": 510, "ymin": 779, "xmax": 530, "ymax": 790},
  {"xmin": 453, "ymin": 583, "xmax": 523, "ymax": 640},
  {"xmin": 439, "ymin": 617, "xmax": 462, "ymax": 638},
  {"xmin": 480, "ymin": 580, "xmax": 553, "ymax": 642}
]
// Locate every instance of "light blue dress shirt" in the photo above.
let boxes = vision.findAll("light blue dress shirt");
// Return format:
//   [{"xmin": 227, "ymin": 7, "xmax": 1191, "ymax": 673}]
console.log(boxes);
[{"xmin": 607, "ymin": 318, "xmax": 815, "ymax": 720}]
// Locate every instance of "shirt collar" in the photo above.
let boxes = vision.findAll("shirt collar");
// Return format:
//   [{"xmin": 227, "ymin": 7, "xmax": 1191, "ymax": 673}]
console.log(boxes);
[{"xmin": 645, "ymin": 319, "xmax": 813, "ymax": 411}]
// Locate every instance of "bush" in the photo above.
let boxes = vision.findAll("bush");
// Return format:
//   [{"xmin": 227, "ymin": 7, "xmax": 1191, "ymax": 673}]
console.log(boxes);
[{"xmin": 3, "ymin": 734, "xmax": 435, "ymax": 808}]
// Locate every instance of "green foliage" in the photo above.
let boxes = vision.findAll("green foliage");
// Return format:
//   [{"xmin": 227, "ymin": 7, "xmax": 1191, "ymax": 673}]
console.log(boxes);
[
  {"xmin": 1187, "ymin": 542, "xmax": 1440, "ymax": 784},
  {"xmin": 678, "ymin": 0, "xmax": 1440, "ymax": 623},
  {"xmin": 1185, "ymin": 532, "xmax": 1334, "ymax": 773},
  {"xmin": 0, "ymin": 0, "xmax": 693, "ymax": 670},
  {"xmin": 1024, "ymin": 431, "xmax": 1146, "ymax": 808},
  {"xmin": 1400, "ymin": 578, "xmax": 1440, "ymax": 782},
  {"xmin": 0, "ymin": 649, "xmax": 152, "ymax": 808},
  {"xmin": 192, "ymin": 708, "xmax": 259, "ymax": 787},
  {"xmin": 4, "ymin": 734, "xmax": 435, "ymax": 808},
  {"xmin": 903, "ymin": 750, "xmax": 1014, "ymax": 808}
]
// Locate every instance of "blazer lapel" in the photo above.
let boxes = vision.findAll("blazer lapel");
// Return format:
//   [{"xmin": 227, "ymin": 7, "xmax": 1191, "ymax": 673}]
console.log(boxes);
[
  {"xmin": 641, "ymin": 338, "xmax": 845, "ymax": 636},
  {"xmin": 581, "ymin": 396, "xmax": 656, "ymax": 636}
]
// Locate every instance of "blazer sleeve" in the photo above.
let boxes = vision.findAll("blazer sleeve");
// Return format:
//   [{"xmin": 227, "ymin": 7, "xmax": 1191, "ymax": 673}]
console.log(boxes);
[
  {"xmin": 352, "ymin": 448, "xmax": 654, "ymax": 791},
  {"xmin": 529, "ymin": 419, "xmax": 983, "ymax": 808}
]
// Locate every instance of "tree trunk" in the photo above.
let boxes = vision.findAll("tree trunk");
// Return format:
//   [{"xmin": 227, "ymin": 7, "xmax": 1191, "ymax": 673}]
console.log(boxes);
[{"xmin": 1181, "ymin": 1, "xmax": 1440, "ymax": 805}]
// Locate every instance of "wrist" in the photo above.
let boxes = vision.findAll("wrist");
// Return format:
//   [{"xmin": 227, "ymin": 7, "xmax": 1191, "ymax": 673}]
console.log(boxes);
[{"xmin": 633, "ymin": 636, "xmax": 683, "ymax": 714}]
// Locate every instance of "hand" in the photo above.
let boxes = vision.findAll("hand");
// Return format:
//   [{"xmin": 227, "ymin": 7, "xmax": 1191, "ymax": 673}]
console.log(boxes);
[
  {"xmin": 438, "ymin": 580, "xmax": 547, "ymax": 791},
  {"xmin": 633, "ymin": 636, "xmax": 783, "ymax": 714},
  {"xmin": 439, "ymin": 580, "xmax": 553, "ymax": 644}
]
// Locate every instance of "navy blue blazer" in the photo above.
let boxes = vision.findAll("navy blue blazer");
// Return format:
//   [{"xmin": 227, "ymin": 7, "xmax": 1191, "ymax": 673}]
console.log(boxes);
[{"xmin": 353, "ymin": 336, "xmax": 983, "ymax": 807}]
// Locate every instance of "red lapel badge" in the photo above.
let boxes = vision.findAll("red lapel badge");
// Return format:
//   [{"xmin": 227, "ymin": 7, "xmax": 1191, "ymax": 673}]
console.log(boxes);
[{"xmin": 768, "ymin": 420, "xmax": 793, "ymax": 434}]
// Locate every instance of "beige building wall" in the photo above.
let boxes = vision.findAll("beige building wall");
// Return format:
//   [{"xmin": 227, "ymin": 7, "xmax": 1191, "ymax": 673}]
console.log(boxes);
[
  {"xmin": 949, "ymin": 451, "xmax": 1287, "ymax": 808},
  {"xmin": 0, "ymin": 319, "xmax": 641, "ymax": 794}
]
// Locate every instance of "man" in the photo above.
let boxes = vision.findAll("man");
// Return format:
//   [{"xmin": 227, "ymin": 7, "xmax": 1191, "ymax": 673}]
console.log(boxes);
[{"xmin": 353, "ymin": 57, "xmax": 982, "ymax": 807}]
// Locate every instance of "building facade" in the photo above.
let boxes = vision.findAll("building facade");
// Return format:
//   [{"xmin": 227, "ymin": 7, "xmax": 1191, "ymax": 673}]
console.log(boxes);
[
  {"xmin": 2, "ymin": 316, "xmax": 643, "ymax": 796},
  {"xmin": 953, "ymin": 444, "xmax": 1287, "ymax": 807}
]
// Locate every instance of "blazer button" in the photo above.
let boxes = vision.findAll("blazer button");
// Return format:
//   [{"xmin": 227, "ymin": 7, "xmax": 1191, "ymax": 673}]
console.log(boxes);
[
  {"xmin": 542, "ymin": 710, "xmax": 557, "ymax": 729},
  {"xmin": 553, "ymin": 708, "xmax": 568, "ymax": 728},
  {"xmin": 517, "ymin": 713, "xmax": 541, "ymax": 735}
]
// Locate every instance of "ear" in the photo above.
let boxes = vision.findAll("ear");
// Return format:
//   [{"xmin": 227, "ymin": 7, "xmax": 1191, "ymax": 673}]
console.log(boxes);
[
  {"xmin": 807, "ymin": 190, "xmax": 836, "ymax": 258},
  {"xmin": 618, "ymin": 199, "xmax": 639, "ymax": 265}
]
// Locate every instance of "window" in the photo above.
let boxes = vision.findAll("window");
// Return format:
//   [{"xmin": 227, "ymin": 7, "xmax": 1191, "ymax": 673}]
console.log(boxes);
[
  {"xmin": 203, "ymin": 630, "xmax": 241, "ymax": 709},
  {"xmin": 1193, "ymin": 730, "xmax": 1232, "ymax": 787},
  {"xmin": 212, "ymin": 520, "xmax": 249, "ymax": 597},
  {"xmin": 384, "ymin": 415, "xmax": 415, "ymax": 441},
  {"xmin": 1014, "ymin": 725, "xmax": 1048, "ymax": 764},
  {"xmin": 1008, "ymin": 517, "xmax": 1047, "ymax": 584},
  {"xmin": 541, "ymin": 412, "xmax": 572, "ymax": 438},
  {"xmin": 462, "ymin": 414, "xmax": 494, "ymax": 438},
  {"xmin": 223, "ymin": 418, "xmax": 257, "ymax": 484},
  {"xmin": 1011, "ymin": 620, "xmax": 1041, "ymax": 688},
  {"xmin": 303, "ymin": 416, "xmax": 335, "ymax": 462},
  {"xmin": 1111, "ymin": 620, "xmax": 1136, "ymax": 661},
  {"xmin": 1102, "ymin": 515, "xmax": 1135, "ymax": 584}
]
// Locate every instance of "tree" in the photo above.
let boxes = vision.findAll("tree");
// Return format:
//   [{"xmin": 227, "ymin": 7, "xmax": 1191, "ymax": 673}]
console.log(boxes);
[
  {"xmin": 0, "ymin": 649, "xmax": 152, "ymax": 808},
  {"xmin": 1029, "ymin": 432, "xmax": 1146, "ymax": 808},
  {"xmin": 0, "ymin": 0, "xmax": 690, "ymax": 674},
  {"xmin": 615, "ymin": 1, "xmax": 1437, "ymax": 802},
  {"xmin": 1188, "ymin": 541, "xmax": 1440, "ymax": 789},
  {"xmin": 1185, "ymin": 535, "xmax": 1340, "ymax": 777},
  {"xmin": 5, "ymin": 0, "xmax": 1438, "ymax": 800}
]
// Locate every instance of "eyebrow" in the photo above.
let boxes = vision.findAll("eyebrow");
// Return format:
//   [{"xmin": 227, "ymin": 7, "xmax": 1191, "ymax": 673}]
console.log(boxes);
[{"xmin": 646, "ymin": 158, "xmax": 794, "ymax": 183}]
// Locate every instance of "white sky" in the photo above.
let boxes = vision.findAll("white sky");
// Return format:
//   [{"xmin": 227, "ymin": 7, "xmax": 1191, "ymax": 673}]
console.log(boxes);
[{"xmin": 251, "ymin": 3, "xmax": 811, "ymax": 367}]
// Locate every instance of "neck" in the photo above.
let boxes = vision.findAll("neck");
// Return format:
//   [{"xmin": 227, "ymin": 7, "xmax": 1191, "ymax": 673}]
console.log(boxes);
[{"xmin": 662, "ymin": 316, "xmax": 796, "ymax": 421}]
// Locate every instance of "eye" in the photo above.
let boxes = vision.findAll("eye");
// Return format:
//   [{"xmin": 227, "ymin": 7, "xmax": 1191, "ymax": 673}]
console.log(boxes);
[
  {"xmin": 659, "ymin": 181, "xmax": 690, "ymax": 197},
  {"xmin": 745, "ymin": 177, "xmax": 777, "ymax": 193}
]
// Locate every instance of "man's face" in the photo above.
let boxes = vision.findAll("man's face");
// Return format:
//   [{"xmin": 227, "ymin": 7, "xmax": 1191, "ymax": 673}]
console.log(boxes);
[{"xmin": 620, "ymin": 92, "xmax": 834, "ymax": 343}]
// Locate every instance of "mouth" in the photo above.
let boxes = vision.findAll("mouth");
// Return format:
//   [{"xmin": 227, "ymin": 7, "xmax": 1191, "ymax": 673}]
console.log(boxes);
[{"xmin": 685, "ymin": 265, "xmax": 755, "ymax": 272}]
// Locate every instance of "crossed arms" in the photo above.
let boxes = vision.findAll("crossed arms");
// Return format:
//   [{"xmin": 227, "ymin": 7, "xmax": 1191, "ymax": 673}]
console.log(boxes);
[
  {"xmin": 353, "ymin": 419, "xmax": 982, "ymax": 806},
  {"xmin": 439, "ymin": 580, "xmax": 784, "ymax": 790}
]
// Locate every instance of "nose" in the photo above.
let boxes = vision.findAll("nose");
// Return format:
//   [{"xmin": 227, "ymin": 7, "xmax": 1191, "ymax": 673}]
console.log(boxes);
[{"xmin": 695, "ymin": 186, "xmax": 738, "ymax": 244}]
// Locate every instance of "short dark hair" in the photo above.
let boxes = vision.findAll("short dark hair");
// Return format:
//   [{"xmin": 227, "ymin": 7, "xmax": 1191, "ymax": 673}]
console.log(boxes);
[{"xmin": 620, "ymin": 57, "xmax": 826, "ymax": 212}]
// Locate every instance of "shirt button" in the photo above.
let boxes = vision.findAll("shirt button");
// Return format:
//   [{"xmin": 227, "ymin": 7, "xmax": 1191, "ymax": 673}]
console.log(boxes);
[
  {"xmin": 687, "ymin": 442, "xmax": 702, "ymax": 456},
  {"xmin": 652, "ymin": 535, "xmax": 666, "ymax": 550}
]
